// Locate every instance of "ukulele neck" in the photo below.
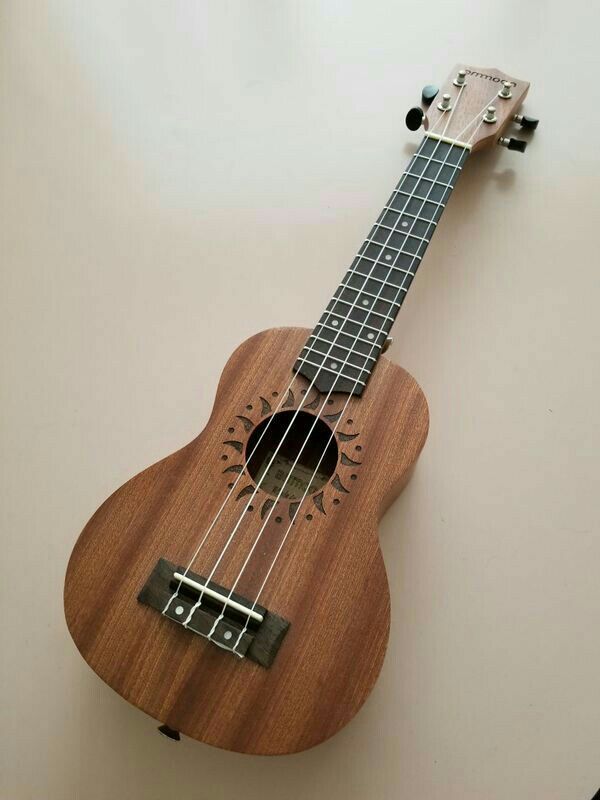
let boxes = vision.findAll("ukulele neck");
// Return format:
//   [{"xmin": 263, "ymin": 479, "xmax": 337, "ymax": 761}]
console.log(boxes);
[{"xmin": 294, "ymin": 133, "xmax": 470, "ymax": 396}]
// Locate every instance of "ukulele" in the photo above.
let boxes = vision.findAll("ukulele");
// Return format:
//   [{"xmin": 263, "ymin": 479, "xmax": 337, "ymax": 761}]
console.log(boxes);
[{"xmin": 65, "ymin": 64, "xmax": 537, "ymax": 755}]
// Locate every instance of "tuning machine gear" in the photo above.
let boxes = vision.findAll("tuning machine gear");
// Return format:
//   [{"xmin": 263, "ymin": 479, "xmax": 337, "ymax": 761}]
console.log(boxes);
[
  {"xmin": 498, "ymin": 137, "xmax": 527, "ymax": 153},
  {"xmin": 405, "ymin": 83, "xmax": 441, "ymax": 130},
  {"xmin": 513, "ymin": 114, "xmax": 539, "ymax": 130},
  {"xmin": 405, "ymin": 107, "xmax": 425, "ymax": 131}
]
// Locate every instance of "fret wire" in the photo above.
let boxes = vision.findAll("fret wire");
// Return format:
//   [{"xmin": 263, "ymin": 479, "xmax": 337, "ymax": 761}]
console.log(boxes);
[
  {"xmin": 386, "ymin": 145, "xmax": 436, "ymax": 188},
  {"xmin": 322, "ymin": 310, "xmax": 394, "ymax": 334},
  {"xmin": 327, "ymin": 296, "xmax": 395, "ymax": 323},
  {"xmin": 305, "ymin": 333, "xmax": 377, "ymax": 362},
  {"xmin": 295, "ymin": 355, "xmax": 367, "ymax": 385},
  {"xmin": 412, "ymin": 153, "xmax": 464, "ymax": 169},
  {"xmin": 355, "ymin": 251, "xmax": 422, "ymax": 267},
  {"xmin": 347, "ymin": 267, "xmax": 412, "ymax": 288},
  {"xmin": 348, "ymin": 267, "xmax": 415, "ymax": 290},
  {"xmin": 299, "ymin": 349, "xmax": 372, "ymax": 377},
  {"xmin": 364, "ymin": 232, "xmax": 430, "ymax": 247},
  {"xmin": 384, "ymin": 194, "xmax": 445, "ymax": 209},
  {"xmin": 400, "ymin": 174, "xmax": 456, "ymax": 191},
  {"xmin": 375, "ymin": 212, "xmax": 437, "ymax": 229},
  {"xmin": 336, "ymin": 282, "xmax": 401, "ymax": 308},
  {"xmin": 316, "ymin": 320, "xmax": 387, "ymax": 347},
  {"xmin": 296, "ymin": 135, "xmax": 469, "ymax": 394}
]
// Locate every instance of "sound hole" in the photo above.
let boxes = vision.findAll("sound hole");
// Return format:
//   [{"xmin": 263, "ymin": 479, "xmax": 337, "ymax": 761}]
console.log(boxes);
[{"xmin": 245, "ymin": 411, "xmax": 338, "ymax": 501}]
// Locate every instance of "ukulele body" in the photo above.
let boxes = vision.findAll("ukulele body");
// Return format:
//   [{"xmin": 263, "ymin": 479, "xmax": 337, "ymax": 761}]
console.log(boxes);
[{"xmin": 64, "ymin": 327, "xmax": 429, "ymax": 754}]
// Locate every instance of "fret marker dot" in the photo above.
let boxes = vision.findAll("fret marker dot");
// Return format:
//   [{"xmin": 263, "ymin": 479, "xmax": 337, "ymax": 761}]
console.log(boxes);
[
  {"xmin": 367, "ymin": 332, "xmax": 375, "ymax": 340},
  {"xmin": 330, "ymin": 362, "xmax": 338, "ymax": 370},
  {"xmin": 385, "ymin": 254, "xmax": 392, "ymax": 261},
  {"xmin": 401, "ymin": 220, "xmax": 408, "ymax": 227},
  {"xmin": 362, "ymin": 299, "xmax": 369, "ymax": 306},
  {"xmin": 223, "ymin": 631, "xmax": 233, "ymax": 641},
  {"xmin": 332, "ymin": 320, "xmax": 339, "ymax": 327},
  {"xmin": 175, "ymin": 606, "xmax": 184, "ymax": 616}
]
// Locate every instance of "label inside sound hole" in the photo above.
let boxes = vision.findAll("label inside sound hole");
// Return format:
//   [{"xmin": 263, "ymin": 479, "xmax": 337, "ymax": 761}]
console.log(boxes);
[
  {"xmin": 245, "ymin": 409, "xmax": 338, "ymax": 500},
  {"xmin": 254, "ymin": 451, "xmax": 328, "ymax": 500}
]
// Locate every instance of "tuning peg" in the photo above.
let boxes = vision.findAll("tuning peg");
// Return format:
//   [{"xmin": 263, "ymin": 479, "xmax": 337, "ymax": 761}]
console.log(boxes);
[
  {"xmin": 499, "ymin": 137, "xmax": 527, "ymax": 153},
  {"xmin": 437, "ymin": 93, "xmax": 452, "ymax": 112},
  {"xmin": 421, "ymin": 85, "xmax": 439, "ymax": 105},
  {"xmin": 498, "ymin": 81, "xmax": 513, "ymax": 99},
  {"xmin": 453, "ymin": 69, "xmax": 467, "ymax": 87},
  {"xmin": 405, "ymin": 106, "xmax": 425, "ymax": 131},
  {"xmin": 513, "ymin": 114, "xmax": 539, "ymax": 131}
]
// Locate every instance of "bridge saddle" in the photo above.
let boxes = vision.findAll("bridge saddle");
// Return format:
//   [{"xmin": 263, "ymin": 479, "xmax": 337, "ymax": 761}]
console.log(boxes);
[{"xmin": 137, "ymin": 558, "xmax": 290, "ymax": 668}]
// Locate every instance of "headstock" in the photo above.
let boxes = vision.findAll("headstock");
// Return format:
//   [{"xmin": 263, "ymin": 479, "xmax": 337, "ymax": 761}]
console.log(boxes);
[{"xmin": 405, "ymin": 64, "xmax": 537, "ymax": 153}]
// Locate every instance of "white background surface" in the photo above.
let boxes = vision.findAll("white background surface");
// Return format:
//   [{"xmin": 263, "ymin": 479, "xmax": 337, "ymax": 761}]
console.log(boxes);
[{"xmin": 1, "ymin": 2, "xmax": 599, "ymax": 798}]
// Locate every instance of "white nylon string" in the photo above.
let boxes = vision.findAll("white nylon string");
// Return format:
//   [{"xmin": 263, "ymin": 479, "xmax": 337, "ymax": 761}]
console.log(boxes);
[
  {"xmin": 161, "ymin": 369, "xmax": 308, "ymax": 612},
  {"xmin": 163, "ymin": 204, "xmax": 421, "ymax": 614},
  {"xmin": 201, "ymin": 88, "xmax": 476, "ymax": 645},
  {"xmin": 165, "ymin": 108, "xmax": 459, "ymax": 620},
  {"xmin": 224, "ymin": 90, "xmax": 499, "ymax": 654},
  {"xmin": 173, "ymin": 108, "xmax": 461, "ymax": 627},
  {"xmin": 164, "ymin": 138, "xmax": 438, "ymax": 615},
  {"xmin": 166, "ymin": 87, "xmax": 495, "ymax": 633}
]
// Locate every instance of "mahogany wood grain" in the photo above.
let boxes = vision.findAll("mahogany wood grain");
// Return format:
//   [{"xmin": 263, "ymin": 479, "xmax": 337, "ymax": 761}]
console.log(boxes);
[{"xmin": 64, "ymin": 327, "xmax": 429, "ymax": 754}]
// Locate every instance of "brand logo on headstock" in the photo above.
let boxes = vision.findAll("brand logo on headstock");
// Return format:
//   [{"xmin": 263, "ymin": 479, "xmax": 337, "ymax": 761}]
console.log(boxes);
[{"xmin": 464, "ymin": 69, "xmax": 516, "ymax": 87}]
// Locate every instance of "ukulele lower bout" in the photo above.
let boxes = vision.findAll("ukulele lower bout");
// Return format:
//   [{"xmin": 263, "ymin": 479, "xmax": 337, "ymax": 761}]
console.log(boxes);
[{"xmin": 64, "ymin": 328, "xmax": 429, "ymax": 754}]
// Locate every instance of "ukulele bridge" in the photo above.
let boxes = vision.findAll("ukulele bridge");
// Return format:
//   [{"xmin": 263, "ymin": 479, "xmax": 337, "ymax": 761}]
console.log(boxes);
[{"xmin": 137, "ymin": 558, "xmax": 290, "ymax": 668}]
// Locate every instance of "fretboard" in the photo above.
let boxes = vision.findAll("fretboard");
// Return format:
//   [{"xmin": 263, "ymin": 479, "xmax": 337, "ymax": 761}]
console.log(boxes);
[{"xmin": 294, "ymin": 134, "xmax": 470, "ymax": 395}]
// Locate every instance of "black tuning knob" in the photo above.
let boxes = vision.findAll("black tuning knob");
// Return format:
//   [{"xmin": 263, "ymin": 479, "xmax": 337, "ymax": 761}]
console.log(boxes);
[
  {"xmin": 405, "ymin": 106, "xmax": 424, "ymax": 131},
  {"xmin": 421, "ymin": 85, "xmax": 439, "ymax": 106},
  {"xmin": 499, "ymin": 137, "xmax": 527, "ymax": 153},
  {"xmin": 514, "ymin": 114, "xmax": 539, "ymax": 131}
]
